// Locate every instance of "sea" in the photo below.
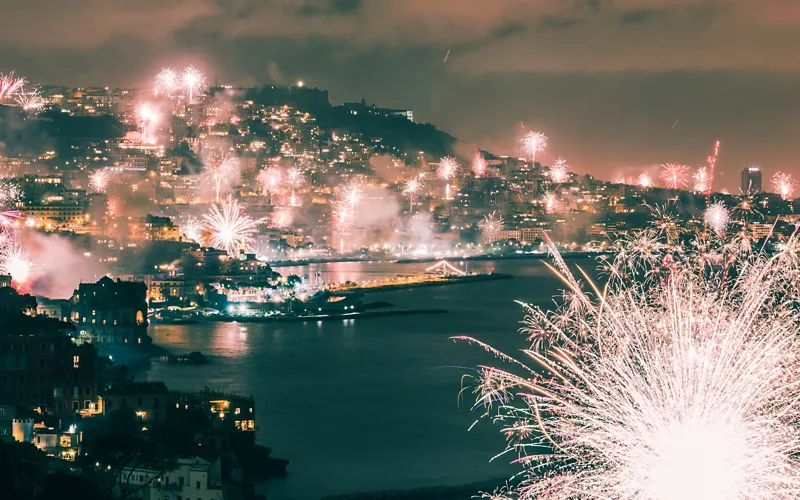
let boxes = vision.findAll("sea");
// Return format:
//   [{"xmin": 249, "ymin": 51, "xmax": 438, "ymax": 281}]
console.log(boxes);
[{"xmin": 141, "ymin": 257, "xmax": 596, "ymax": 499}]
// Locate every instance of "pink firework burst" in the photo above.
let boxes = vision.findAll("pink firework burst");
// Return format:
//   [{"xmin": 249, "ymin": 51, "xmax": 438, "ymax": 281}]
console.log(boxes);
[
  {"xmin": 660, "ymin": 163, "xmax": 689, "ymax": 189},
  {"xmin": 772, "ymin": 172, "xmax": 795, "ymax": 201}
]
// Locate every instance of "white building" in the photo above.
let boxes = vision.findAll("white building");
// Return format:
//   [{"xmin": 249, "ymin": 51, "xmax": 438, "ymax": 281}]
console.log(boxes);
[{"xmin": 116, "ymin": 457, "xmax": 224, "ymax": 500}]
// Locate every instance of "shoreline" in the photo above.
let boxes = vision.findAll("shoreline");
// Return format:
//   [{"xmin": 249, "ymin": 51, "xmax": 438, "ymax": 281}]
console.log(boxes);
[
  {"xmin": 330, "ymin": 272, "xmax": 513, "ymax": 294},
  {"xmin": 269, "ymin": 252, "xmax": 606, "ymax": 267},
  {"xmin": 212, "ymin": 308, "xmax": 448, "ymax": 323}
]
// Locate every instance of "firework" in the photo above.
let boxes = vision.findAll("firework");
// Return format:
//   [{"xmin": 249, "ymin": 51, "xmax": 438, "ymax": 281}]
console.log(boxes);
[
  {"xmin": 638, "ymin": 172, "xmax": 652, "ymax": 188},
  {"xmin": 342, "ymin": 181, "xmax": 363, "ymax": 210},
  {"xmin": 154, "ymin": 67, "xmax": 181, "ymax": 96},
  {"xmin": 459, "ymin": 236, "xmax": 800, "ymax": 499},
  {"xmin": 543, "ymin": 191, "xmax": 557, "ymax": 214},
  {"xmin": 15, "ymin": 88, "xmax": 44, "ymax": 112},
  {"xmin": 403, "ymin": 175, "xmax": 424, "ymax": 212},
  {"xmin": 271, "ymin": 207, "xmax": 293, "ymax": 228},
  {"xmin": 286, "ymin": 166, "xmax": 304, "ymax": 207},
  {"xmin": 89, "ymin": 169, "xmax": 111, "ymax": 193},
  {"xmin": 257, "ymin": 167, "xmax": 283, "ymax": 196},
  {"xmin": 0, "ymin": 180, "xmax": 22, "ymax": 226},
  {"xmin": 693, "ymin": 167, "xmax": 709, "ymax": 192},
  {"xmin": 0, "ymin": 238, "xmax": 34, "ymax": 285},
  {"xmin": 203, "ymin": 198, "xmax": 265, "ymax": 257},
  {"xmin": 520, "ymin": 130, "xmax": 547, "ymax": 161},
  {"xmin": 478, "ymin": 211, "xmax": 503, "ymax": 244},
  {"xmin": 438, "ymin": 157, "xmax": 459, "ymax": 201},
  {"xmin": 181, "ymin": 65, "xmax": 207, "ymax": 103},
  {"xmin": 139, "ymin": 103, "xmax": 159, "ymax": 144},
  {"xmin": 202, "ymin": 151, "xmax": 238, "ymax": 203},
  {"xmin": 772, "ymin": 172, "xmax": 795, "ymax": 201},
  {"xmin": 660, "ymin": 162, "xmax": 688, "ymax": 189},
  {"xmin": 472, "ymin": 153, "xmax": 487, "ymax": 178},
  {"xmin": 704, "ymin": 201, "xmax": 730, "ymax": 235},
  {"xmin": 180, "ymin": 218, "xmax": 203, "ymax": 243},
  {"xmin": 732, "ymin": 194, "xmax": 763, "ymax": 222},
  {"xmin": 0, "ymin": 72, "xmax": 26, "ymax": 101},
  {"xmin": 549, "ymin": 157, "xmax": 569, "ymax": 184},
  {"xmin": 706, "ymin": 139, "xmax": 721, "ymax": 197}
]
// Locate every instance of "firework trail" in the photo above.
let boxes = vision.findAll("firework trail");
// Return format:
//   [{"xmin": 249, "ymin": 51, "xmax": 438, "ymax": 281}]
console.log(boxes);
[
  {"xmin": 549, "ymin": 157, "xmax": 569, "ymax": 184},
  {"xmin": 473, "ymin": 153, "xmax": 487, "ymax": 178},
  {"xmin": 0, "ymin": 72, "xmax": 26, "ymax": 101},
  {"xmin": 342, "ymin": 180, "xmax": 363, "ymax": 211},
  {"xmin": 458, "ymin": 233, "xmax": 800, "ymax": 499},
  {"xmin": 704, "ymin": 201, "xmax": 730, "ymax": 235},
  {"xmin": 89, "ymin": 169, "xmax": 112, "ymax": 193},
  {"xmin": 181, "ymin": 65, "xmax": 207, "ymax": 103},
  {"xmin": 638, "ymin": 172, "xmax": 653, "ymax": 188},
  {"xmin": 438, "ymin": 157, "xmax": 459, "ymax": 201},
  {"xmin": 520, "ymin": 130, "xmax": 547, "ymax": 162},
  {"xmin": 660, "ymin": 163, "xmax": 688, "ymax": 189},
  {"xmin": 180, "ymin": 217, "xmax": 203, "ymax": 243},
  {"xmin": 286, "ymin": 166, "xmax": 304, "ymax": 207},
  {"xmin": 403, "ymin": 175, "xmax": 424, "ymax": 212},
  {"xmin": 478, "ymin": 211, "xmax": 503, "ymax": 244},
  {"xmin": 693, "ymin": 167, "xmax": 709, "ymax": 192},
  {"xmin": 772, "ymin": 172, "xmax": 795, "ymax": 201},
  {"xmin": 15, "ymin": 88, "xmax": 44, "ymax": 112},
  {"xmin": 733, "ymin": 193, "xmax": 763, "ymax": 223},
  {"xmin": 154, "ymin": 67, "xmax": 181, "ymax": 96},
  {"xmin": 705, "ymin": 139, "xmax": 721, "ymax": 199},
  {"xmin": 203, "ymin": 198, "xmax": 265, "ymax": 257},
  {"xmin": 202, "ymin": 151, "xmax": 238, "ymax": 203},
  {"xmin": 139, "ymin": 103, "xmax": 159, "ymax": 144}
]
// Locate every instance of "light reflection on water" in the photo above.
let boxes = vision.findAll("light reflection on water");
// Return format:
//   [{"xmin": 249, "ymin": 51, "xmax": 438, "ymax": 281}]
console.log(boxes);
[{"xmin": 143, "ymin": 258, "xmax": 595, "ymax": 500}]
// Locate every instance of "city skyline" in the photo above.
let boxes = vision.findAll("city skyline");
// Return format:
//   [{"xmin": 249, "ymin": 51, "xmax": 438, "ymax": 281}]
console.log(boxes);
[{"xmin": 2, "ymin": 1, "xmax": 800, "ymax": 191}]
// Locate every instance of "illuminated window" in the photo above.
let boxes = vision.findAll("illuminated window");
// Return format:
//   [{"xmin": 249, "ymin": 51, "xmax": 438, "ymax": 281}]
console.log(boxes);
[{"xmin": 73, "ymin": 356, "xmax": 79, "ymax": 368}]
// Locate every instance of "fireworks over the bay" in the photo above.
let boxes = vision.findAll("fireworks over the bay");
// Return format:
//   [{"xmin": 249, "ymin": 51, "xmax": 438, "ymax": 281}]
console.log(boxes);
[
  {"xmin": 638, "ymin": 172, "xmax": 653, "ymax": 188},
  {"xmin": 549, "ymin": 157, "xmax": 569, "ymax": 184},
  {"xmin": 704, "ymin": 201, "xmax": 730, "ymax": 235},
  {"xmin": 772, "ymin": 172, "xmax": 795, "ymax": 201},
  {"xmin": 660, "ymin": 162, "xmax": 689, "ymax": 189},
  {"xmin": 478, "ymin": 211, "xmax": 503, "ymax": 244},
  {"xmin": 203, "ymin": 198, "xmax": 265, "ymax": 257},
  {"xmin": 520, "ymin": 130, "xmax": 547, "ymax": 161},
  {"xmin": 458, "ymin": 231, "xmax": 800, "ymax": 499},
  {"xmin": 403, "ymin": 175, "xmax": 424, "ymax": 212}
]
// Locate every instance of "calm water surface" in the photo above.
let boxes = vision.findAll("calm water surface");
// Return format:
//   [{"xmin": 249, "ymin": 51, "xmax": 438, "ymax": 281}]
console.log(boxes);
[{"xmin": 143, "ymin": 258, "xmax": 593, "ymax": 499}]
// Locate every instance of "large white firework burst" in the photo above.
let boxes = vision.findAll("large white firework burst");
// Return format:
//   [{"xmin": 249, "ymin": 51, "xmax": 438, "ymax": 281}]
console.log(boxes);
[
  {"xmin": 89, "ymin": 168, "xmax": 112, "ymax": 193},
  {"xmin": 154, "ymin": 67, "xmax": 181, "ymax": 96},
  {"xmin": 458, "ymin": 233, "xmax": 800, "ymax": 499},
  {"xmin": 0, "ymin": 236, "xmax": 35, "ymax": 285},
  {"xmin": 704, "ymin": 201, "xmax": 730, "ymax": 235},
  {"xmin": 180, "ymin": 217, "xmax": 203, "ymax": 243},
  {"xmin": 693, "ymin": 166, "xmax": 709, "ymax": 192},
  {"xmin": 437, "ymin": 156, "xmax": 459, "ymax": 181},
  {"xmin": 15, "ymin": 88, "xmax": 44, "ymax": 112},
  {"xmin": 478, "ymin": 211, "xmax": 503, "ymax": 244},
  {"xmin": 520, "ymin": 131, "xmax": 547, "ymax": 161},
  {"xmin": 0, "ymin": 72, "xmax": 26, "ymax": 101},
  {"xmin": 203, "ymin": 198, "xmax": 265, "ymax": 257}
]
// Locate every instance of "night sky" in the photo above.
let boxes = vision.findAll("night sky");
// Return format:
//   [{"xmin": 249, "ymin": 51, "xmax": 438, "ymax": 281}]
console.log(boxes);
[{"xmin": 3, "ymin": 0, "xmax": 800, "ymax": 189}]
